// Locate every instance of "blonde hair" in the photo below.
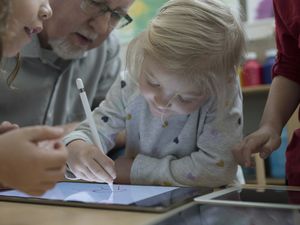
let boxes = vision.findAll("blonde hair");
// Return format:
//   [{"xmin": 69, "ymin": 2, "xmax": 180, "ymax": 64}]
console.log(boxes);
[
  {"xmin": 0, "ymin": 0, "xmax": 10, "ymax": 60},
  {"xmin": 0, "ymin": 0, "xmax": 21, "ymax": 87},
  {"xmin": 126, "ymin": 0, "xmax": 245, "ymax": 114}
]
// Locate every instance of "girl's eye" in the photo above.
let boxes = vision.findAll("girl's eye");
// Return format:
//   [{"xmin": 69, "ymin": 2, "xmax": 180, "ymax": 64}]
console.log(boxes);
[
  {"xmin": 147, "ymin": 80, "xmax": 160, "ymax": 87},
  {"xmin": 145, "ymin": 75, "xmax": 160, "ymax": 87}
]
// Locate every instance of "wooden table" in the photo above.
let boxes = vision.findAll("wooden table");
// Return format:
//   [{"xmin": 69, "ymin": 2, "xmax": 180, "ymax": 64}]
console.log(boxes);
[
  {"xmin": 0, "ymin": 200, "xmax": 196, "ymax": 225},
  {"xmin": 2, "ymin": 185, "xmax": 297, "ymax": 225}
]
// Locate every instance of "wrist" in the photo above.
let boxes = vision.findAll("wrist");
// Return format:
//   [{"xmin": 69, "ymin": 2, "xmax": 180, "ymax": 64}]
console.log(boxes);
[{"xmin": 259, "ymin": 122, "xmax": 283, "ymax": 136}]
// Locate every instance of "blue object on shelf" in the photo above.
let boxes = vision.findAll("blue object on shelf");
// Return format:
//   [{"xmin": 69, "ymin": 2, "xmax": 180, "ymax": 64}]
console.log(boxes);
[
  {"xmin": 262, "ymin": 49, "xmax": 276, "ymax": 84},
  {"xmin": 268, "ymin": 127, "xmax": 288, "ymax": 178}
]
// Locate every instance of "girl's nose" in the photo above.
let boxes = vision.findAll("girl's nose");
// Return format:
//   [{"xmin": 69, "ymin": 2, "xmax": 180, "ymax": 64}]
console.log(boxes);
[{"xmin": 39, "ymin": 4, "xmax": 53, "ymax": 20}]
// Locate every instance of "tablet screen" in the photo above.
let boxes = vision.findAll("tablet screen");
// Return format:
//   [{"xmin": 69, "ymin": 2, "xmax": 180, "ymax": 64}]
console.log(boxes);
[
  {"xmin": 194, "ymin": 186, "xmax": 300, "ymax": 209},
  {"xmin": 0, "ymin": 181, "xmax": 212, "ymax": 212},
  {"xmin": 153, "ymin": 203, "xmax": 300, "ymax": 225},
  {"xmin": 215, "ymin": 188, "xmax": 300, "ymax": 205}
]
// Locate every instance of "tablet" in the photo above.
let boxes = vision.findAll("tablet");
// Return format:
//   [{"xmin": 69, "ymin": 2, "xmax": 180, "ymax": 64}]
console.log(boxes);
[
  {"xmin": 152, "ymin": 203, "xmax": 300, "ymax": 225},
  {"xmin": 194, "ymin": 185, "xmax": 300, "ymax": 209},
  {"xmin": 0, "ymin": 181, "xmax": 212, "ymax": 213}
]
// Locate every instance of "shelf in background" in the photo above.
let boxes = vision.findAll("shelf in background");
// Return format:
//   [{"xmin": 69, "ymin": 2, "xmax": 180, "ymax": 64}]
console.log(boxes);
[
  {"xmin": 244, "ymin": 18, "xmax": 275, "ymax": 41},
  {"xmin": 242, "ymin": 84, "xmax": 270, "ymax": 94},
  {"xmin": 246, "ymin": 178, "xmax": 285, "ymax": 186}
]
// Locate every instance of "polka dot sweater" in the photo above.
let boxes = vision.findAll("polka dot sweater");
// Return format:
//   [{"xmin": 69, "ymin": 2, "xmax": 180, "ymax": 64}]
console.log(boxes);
[{"xmin": 64, "ymin": 71, "xmax": 243, "ymax": 187}]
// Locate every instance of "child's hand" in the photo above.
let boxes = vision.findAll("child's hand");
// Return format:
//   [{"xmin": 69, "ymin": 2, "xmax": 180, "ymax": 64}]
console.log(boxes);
[
  {"xmin": 0, "ymin": 126, "xmax": 68, "ymax": 196},
  {"xmin": 66, "ymin": 140, "xmax": 116, "ymax": 183},
  {"xmin": 0, "ymin": 121, "xmax": 19, "ymax": 134},
  {"xmin": 114, "ymin": 156, "xmax": 133, "ymax": 184},
  {"xmin": 232, "ymin": 125, "xmax": 281, "ymax": 167}
]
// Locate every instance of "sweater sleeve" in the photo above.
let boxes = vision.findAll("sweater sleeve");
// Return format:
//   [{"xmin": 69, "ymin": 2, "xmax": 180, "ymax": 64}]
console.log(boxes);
[
  {"xmin": 64, "ymin": 72, "xmax": 135, "ymax": 153},
  {"xmin": 272, "ymin": 0, "xmax": 300, "ymax": 84},
  {"xmin": 131, "ymin": 82, "xmax": 243, "ymax": 187}
]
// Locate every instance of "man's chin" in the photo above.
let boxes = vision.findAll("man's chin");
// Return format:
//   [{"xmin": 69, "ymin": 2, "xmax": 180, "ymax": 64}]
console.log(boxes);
[
  {"xmin": 48, "ymin": 39, "xmax": 87, "ymax": 60},
  {"xmin": 53, "ymin": 46, "xmax": 86, "ymax": 60}
]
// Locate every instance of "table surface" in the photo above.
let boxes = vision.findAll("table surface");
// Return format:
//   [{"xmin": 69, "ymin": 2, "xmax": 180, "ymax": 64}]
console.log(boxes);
[
  {"xmin": 1, "ymin": 185, "xmax": 299, "ymax": 225},
  {"xmin": 0, "ymin": 200, "xmax": 196, "ymax": 225}
]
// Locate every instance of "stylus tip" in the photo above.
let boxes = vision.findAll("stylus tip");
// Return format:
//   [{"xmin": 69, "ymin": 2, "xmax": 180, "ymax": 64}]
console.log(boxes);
[{"xmin": 108, "ymin": 183, "xmax": 114, "ymax": 192}]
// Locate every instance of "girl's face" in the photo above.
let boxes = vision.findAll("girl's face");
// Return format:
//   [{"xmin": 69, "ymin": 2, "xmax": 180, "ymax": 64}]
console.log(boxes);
[
  {"xmin": 139, "ymin": 57, "xmax": 206, "ymax": 118},
  {"xmin": 2, "ymin": 0, "xmax": 52, "ymax": 57}
]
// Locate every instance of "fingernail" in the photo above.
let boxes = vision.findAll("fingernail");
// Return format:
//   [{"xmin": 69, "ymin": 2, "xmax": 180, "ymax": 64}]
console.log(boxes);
[
  {"xmin": 107, "ymin": 179, "xmax": 113, "ymax": 183},
  {"xmin": 1, "ymin": 121, "xmax": 10, "ymax": 125}
]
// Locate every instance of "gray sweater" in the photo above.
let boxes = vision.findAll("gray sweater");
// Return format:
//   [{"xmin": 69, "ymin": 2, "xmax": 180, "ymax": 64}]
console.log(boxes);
[
  {"xmin": 64, "ymin": 71, "xmax": 243, "ymax": 187},
  {"xmin": 0, "ymin": 33, "xmax": 121, "ymax": 126}
]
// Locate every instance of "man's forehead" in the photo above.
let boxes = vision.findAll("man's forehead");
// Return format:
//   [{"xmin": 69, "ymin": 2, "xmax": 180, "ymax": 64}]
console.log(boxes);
[{"xmin": 106, "ymin": 0, "xmax": 134, "ymax": 9}]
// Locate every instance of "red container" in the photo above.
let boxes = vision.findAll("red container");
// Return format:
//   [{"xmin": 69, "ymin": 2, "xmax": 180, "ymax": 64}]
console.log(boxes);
[{"xmin": 242, "ymin": 52, "xmax": 262, "ymax": 87}]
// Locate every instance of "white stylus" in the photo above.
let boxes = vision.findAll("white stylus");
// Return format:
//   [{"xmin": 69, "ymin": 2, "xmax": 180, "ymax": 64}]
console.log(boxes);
[{"xmin": 76, "ymin": 78, "xmax": 114, "ymax": 192}]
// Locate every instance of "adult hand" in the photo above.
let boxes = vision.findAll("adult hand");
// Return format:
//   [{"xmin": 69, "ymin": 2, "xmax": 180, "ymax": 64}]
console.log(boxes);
[
  {"xmin": 66, "ymin": 140, "xmax": 116, "ymax": 183},
  {"xmin": 0, "ymin": 126, "xmax": 68, "ymax": 196},
  {"xmin": 0, "ymin": 121, "xmax": 19, "ymax": 134},
  {"xmin": 115, "ymin": 156, "xmax": 133, "ymax": 184},
  {"xmin": 232, "ymin": 125, "xmax": 281, "ymax": 167}
]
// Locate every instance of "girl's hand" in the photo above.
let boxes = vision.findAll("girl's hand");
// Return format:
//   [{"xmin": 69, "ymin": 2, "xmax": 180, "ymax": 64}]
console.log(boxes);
[
  {"xmin": 0, "ymin": 121, "xmax": 19, "ymax": 134},
  {"xmin": 232, "ymin": 125, "xmax": 281, "ymax": 167},
  {"xmin": 66, "ymin": 140, "xmax": 116, "ymax": 183},
  {"xmin": 0, "ymin": 126, "xmax": 68, "ymax": 196}
]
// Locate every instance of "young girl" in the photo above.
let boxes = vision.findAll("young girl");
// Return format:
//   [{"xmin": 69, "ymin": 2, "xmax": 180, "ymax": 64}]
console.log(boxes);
[
  {"xmin": 1, "ymin": 0, "xmax": 52, "ymax": 86},
  {"xmin": 0, "ymin": 0, "xmax": 67, "ymax": 196},
  {"xmin": 65, "ymin": 0, "xmax": 246, "ymax": 187}
]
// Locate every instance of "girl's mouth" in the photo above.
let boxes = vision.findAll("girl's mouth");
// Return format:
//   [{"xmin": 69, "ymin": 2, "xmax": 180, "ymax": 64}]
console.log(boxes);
[{"xmin": 24, "ymin": 26, "xmax": 42, "ymax": 37}]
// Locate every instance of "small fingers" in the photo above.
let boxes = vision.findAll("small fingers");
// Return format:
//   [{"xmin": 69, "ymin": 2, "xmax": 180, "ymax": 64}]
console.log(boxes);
[
  {"xmin": 0, "ymin": 121, "xmax": 19, "ymax": 134},
  {"xmin": 66, "ymin": 142, "xmax": 115, "ymax": 183},
  {"xmin": 38, "ymin": 147, "xmax": 68, "ymax": 169},
  {"xmin": 93, "ymin": 149, "xmax": 116, "ymax": 179},
  {"xmin": 259, "ymin": 147, "xmax": 272, "ymax": 159},
  {"xmin": 259, "ymin": 137, "xmax": 281, "ymax": 159},
  {"xmin": 88, "ymin": 158, "xmax": 114, "ymax": 183},
  {"xmin": 24, "ymin": 189, "xmax": 48, "ymax": 196},
  {"xmin": 23, "ymin": 126, "xmax": 65, "ymax": 142},
  {"xmin": 77, "ymin": 166, "xmax": 102, "ymax": 182},
  {"xmin": 233, "ymin": 141, "xmax": 251, "ymax": 167},
  {"xmin": 20, "ymin": 185, "xmax": 52, "ymax": 196},
  {"xmin": 233, "ymin": 133, "xmax": 270, "ymax": 167}
]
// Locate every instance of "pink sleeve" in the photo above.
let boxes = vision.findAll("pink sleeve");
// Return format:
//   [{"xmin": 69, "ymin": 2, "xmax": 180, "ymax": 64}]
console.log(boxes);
[{"xmin": 272, "ymin": 0, "xmax": 300, "ymax": 85}]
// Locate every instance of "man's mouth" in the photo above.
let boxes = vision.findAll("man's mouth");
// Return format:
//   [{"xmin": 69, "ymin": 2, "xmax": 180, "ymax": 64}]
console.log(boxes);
[{"xmin": 73, "ymin": 32, "xmax": 95, "ymax": 46}]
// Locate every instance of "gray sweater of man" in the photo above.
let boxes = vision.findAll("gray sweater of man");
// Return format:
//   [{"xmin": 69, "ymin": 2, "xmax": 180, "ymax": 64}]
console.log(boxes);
[
  {"xmin": 0, "ymin": 33, "xmax": 121, "ymax": 126},
  {"xmin": 64, "ymin": 71, "xmax": 243, "ymax": 188}
]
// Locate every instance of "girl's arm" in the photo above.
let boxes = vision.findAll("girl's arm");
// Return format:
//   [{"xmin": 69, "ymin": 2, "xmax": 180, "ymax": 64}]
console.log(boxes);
[{"xmin": 130, "ymin": 85, "xmax": 243, "ymax": 187}]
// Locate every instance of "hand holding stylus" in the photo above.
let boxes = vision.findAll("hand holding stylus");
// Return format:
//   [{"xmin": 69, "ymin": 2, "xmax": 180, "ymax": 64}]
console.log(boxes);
[
  {"xmin": 66, "ymin": 140, "xmax": 116, "ymax": 187},
  {"xmin": 72, "ymin": 78, "xmax": 115, "ymax": 191}
]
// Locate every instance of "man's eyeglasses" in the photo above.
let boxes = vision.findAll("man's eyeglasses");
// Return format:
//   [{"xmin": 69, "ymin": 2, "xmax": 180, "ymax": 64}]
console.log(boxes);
[{"xmin": 80, "ymin": 0, "xmax": 133, "ymax": 29}]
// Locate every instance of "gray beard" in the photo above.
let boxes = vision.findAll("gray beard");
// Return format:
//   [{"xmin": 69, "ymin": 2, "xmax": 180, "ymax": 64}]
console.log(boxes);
[{"xmin": 48, "ymin": 38, "xmax": 87, "ymax": 60}]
